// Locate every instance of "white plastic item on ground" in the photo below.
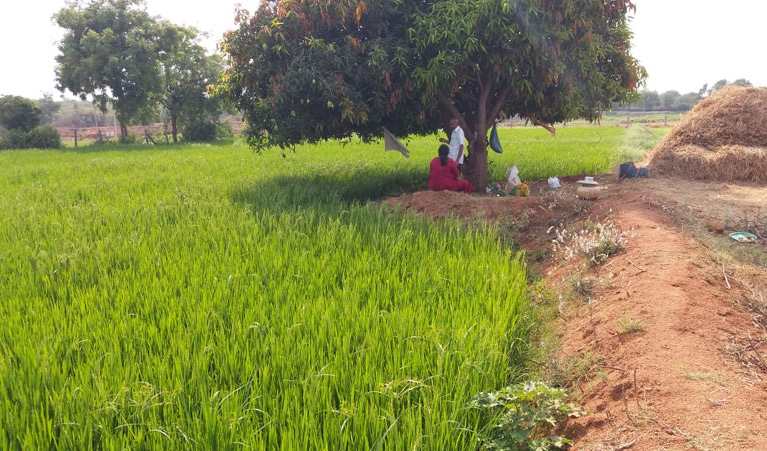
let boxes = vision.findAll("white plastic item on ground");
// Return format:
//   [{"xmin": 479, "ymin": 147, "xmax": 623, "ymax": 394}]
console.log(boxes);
[
  {"xmin": 548, "ymin": 177, "xmax": 561, "ymax": 188},
  {"xmin": 505, "ymin": 164, "xmax": 521, "ymax": 189}
]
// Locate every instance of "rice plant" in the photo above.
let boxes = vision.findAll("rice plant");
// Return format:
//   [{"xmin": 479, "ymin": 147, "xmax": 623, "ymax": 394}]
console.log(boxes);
[
  {"xmin": 0, "ymin": 128, "xmax": 627, "ymax": 449},
  {"xmin": 489, "ymin": 127, "xmax": 627, "ymax": 181}
]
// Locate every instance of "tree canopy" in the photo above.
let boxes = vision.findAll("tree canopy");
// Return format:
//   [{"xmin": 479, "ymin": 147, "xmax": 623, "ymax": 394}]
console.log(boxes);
[
  {"xmin": 0, "ymin": 96, "xmax": 41, "ymax": 132},
  {"xmin": 0, "ymin": 96, "xmax": 62, "ymax": 150},
  {"xmin": 154, "ymin": 24, "xmax": 225, "ymax": 142},
  {"xmin": 54, "ymin": 0, "xmax": 224, "ymax": 141},
  {"xmin": 37, "ymin": 94, "xmax": 62, "ymax": 126},
  {"xmin": 54, "ymin": 0, "xmax": 163, "ymax": 138},
  {"xmin": 217, "ymin": 0, "xmax": 646, "ymax": 188}
]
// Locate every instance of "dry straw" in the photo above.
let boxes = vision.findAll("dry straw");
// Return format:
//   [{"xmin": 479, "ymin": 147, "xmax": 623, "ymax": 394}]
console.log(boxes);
[{"xmin": 648, "ymin": 85, "xmax": 767, "ymax": 183}]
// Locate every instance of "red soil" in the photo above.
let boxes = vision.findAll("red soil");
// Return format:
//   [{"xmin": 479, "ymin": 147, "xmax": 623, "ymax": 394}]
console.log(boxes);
[{"xmin": 389, "ymin": 176, "xmax": 767, "ymax": 450}]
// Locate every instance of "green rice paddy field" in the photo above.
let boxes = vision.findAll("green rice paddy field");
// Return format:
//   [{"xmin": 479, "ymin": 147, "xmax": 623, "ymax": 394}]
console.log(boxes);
[{"xmin": 0, "ymin": 127, "xmax": 653, "ymax": 449}]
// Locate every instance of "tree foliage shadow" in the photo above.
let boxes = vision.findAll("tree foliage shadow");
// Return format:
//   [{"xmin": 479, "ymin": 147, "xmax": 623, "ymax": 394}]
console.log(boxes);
[
  {"xmin": 231, "ymin": 168, "xmax": 426, "ymax": 212},
  {"xmin": 231, "ymin": 166, "xmax": 426, "ymax": 214}
]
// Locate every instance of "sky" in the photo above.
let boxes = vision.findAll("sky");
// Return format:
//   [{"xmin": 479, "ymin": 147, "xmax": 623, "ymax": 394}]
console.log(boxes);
[{"xmin": 1, "ymin": 0, "xmax": 766, "ymax": 100}]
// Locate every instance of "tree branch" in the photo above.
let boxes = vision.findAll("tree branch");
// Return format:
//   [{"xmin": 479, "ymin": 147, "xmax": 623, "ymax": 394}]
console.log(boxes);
[
  {"xmin": 475, "ymin": 70, "xmax": 496, "ymax": 139},
  {"xmin": 481, "ymin": 70, "xmax": 493, "ymax": 98},
  {"xmin": 439, "ymin": 93, "xmax": 471, "ymax": 135},
  {"xmin": 529, "ymin": 117, "xmax": 556, "ymax": 136},
  {"xmin": 456, "ymin": 89, "xmax": 480, "ymax": 104},
  {"xmin": 487, "ymin": 85, "xmax": 512, "ymax": 131},
  {"xmin": 465, "ymin": 75, "xmax": 482, "ymax": 91}
]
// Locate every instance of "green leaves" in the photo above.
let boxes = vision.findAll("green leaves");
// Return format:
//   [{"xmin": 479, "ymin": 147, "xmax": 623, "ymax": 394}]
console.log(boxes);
[
  {"xmin": 218, "ymin": 0, "xmax": 644, "ymax": 189},
  {"xmin": 54, "ymin": 0, "xmax": 222, "ymax": 141},
  {"xmin": 217, "ymin": 0, "xmax": 440, "ymax": 149},
  {"xmin": 0, "ymin": 139, "xmax": 534, "ymax": 449},
  {"xmin": 0, "ymin": 96, "xmax": 42, "ymax": 132},
  {"xmin": 470, "ymin": 381, "xmax": 584, "ymax": 450}
]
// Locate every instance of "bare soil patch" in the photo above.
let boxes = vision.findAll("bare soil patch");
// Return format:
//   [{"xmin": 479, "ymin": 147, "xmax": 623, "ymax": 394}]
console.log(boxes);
[{"xmin": 388, "ymin": 176, "xmax": 767, "ymax": 450}]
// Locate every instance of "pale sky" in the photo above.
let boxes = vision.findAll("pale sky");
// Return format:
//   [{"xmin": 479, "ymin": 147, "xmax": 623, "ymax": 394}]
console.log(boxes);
[{"xmin": 1, "ymin": 0, "xmax": 766, "ymax": 100}]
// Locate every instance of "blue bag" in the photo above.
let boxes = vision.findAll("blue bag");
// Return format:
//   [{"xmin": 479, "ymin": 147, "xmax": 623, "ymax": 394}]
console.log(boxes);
[
  {"xmin": 618, "ymin": 162, "xmax": 648, "ymax": 181},
  {"xmin": 489, "ymin": 123, "xmax": 503, "ymax": 154}
]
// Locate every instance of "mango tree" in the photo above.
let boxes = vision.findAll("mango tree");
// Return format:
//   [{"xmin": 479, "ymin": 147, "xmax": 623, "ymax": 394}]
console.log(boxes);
[{"xmin": 217, "ymin": 0, "xmax": 646, "ymax": 190}]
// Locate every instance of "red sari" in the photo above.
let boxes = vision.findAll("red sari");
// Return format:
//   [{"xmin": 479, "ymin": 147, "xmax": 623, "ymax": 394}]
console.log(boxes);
[{"xmin": 428, "ymin": 157, "xmax": 473, "ymax": 193}]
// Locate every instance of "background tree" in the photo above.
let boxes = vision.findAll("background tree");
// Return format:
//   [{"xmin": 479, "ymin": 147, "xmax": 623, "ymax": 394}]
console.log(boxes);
[
  {"xmin": 0, "ymin": 96, "xmax": 61, "ymax": 150},
  {"xmin": 709, "ymin": 79, "xmax": 728, "ymax": 94},
  {"xmin": 641, "ymin": 91, "xmax": 661, "ymax": 111},
  {"xmin": 660, "ymin": 90, "xmax": 680, "ymax": 111},
  {"xmin": 675, "ymin": 92, "xmax": 702, "ymax": 111},
  {"xmin": 154, "ymin": 24, "xmax": 224, "ymax": 142},
  {"xmin": 217, "ymin": 0, "xmax": 645, "ymax": 189},
  {"xmin": 0, "ymin": 96, "xmax": 42, "ymax": 132},
  {"xmin": 703, "ymin": 78, "xmax": 752, "ymax": 96},
  {"xmin": 54, "ymin": 0, "xmax": 163, "ymax": 140},
  {"xmin": 615, "ymin": 90, "xmax": 660, "ymax": 111},
  {"xmin": 37, "ymin": 94, "xmax": 61, "ymax": 126}
]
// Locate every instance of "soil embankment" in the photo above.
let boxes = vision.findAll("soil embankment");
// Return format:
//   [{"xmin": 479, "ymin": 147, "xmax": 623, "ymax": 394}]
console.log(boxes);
[{"xmin": 389, "ymin": 176, "xmax": 767, "ymax": 450}]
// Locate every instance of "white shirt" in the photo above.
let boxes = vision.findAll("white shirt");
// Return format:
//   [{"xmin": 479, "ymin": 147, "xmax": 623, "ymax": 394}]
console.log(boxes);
[{"xmin": 448, "ymin": 125, "xmax": 465, "ymax": 164}]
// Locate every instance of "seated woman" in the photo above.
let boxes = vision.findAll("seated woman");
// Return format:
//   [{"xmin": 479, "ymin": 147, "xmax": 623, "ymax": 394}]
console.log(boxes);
[{"xmin": 428, "ymin": 145, "xmax": 474, "ymax": 193}]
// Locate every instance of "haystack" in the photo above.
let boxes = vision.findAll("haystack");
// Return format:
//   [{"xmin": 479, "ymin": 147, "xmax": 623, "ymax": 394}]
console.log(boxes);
[{"xmin": 648, "ymin": 85, "xmax": 767, "ymax": 183}]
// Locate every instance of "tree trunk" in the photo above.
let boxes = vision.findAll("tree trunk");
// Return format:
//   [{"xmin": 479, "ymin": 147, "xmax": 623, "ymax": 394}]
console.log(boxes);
[
  {"xmin": 171, "ymin": 115, "xmax": 178, "ymax": 143},
  {"xmin": 466, "ymin": 137, "xmax": 488, "ymax": 192},
  {"xmin": 120, "ymin": 123, "xmax": 128, "ymax": 141}
]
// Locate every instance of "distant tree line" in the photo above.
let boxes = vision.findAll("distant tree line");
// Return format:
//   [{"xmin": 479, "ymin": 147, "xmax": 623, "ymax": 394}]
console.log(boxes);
[
  {"xmin": 0, "ymin": 96, "xmax": 61, "ymax": 149},
  {"xmin": 53, "ymin": 0, "xmax": 227, "ymax": 142},
  {"xmin": 613, "ymin": 78, "xmax": 757, "ymax": 112}
]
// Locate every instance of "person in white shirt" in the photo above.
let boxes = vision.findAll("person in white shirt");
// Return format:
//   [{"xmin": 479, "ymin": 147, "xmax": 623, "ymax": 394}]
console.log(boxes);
[{"xmin": 439, "ymin": 118, "xmax": 465, "ymax": 170}]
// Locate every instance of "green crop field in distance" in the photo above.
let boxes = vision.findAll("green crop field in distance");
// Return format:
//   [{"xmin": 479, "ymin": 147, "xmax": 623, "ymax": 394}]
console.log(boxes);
[
  {"xmin": 0, "ymin": 127, "xmax": 638, "ymax": 449},
  {"xmin": 490, "ymin": 127, "xmax": 629, "ymax": 181}
]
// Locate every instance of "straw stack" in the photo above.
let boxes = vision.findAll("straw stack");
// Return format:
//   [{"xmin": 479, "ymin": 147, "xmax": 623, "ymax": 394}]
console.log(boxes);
[{"xmin": 648, "ymin": 85, "xmax": 767, "ymax": 183}]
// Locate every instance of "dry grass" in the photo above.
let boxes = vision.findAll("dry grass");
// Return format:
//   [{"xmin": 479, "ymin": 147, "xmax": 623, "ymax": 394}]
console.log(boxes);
[
  {"xmin": 616, "ymin": 315, "xmax": 644, "ymax": 334},
  {"xmin": 649, "ymin": 86, "xmax": 767, "ymax": 183}
]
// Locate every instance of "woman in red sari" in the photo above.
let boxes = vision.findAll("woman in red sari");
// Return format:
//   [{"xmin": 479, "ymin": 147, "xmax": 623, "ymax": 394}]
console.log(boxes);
[{"xmin": 428, "ymin": 145, "xmax": 473, "ymax": 193}]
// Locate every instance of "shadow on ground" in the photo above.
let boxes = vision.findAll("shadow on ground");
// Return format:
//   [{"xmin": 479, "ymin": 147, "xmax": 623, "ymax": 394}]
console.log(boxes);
[{"xmin": 232, "ymin": 167, "xmax": 426, "ymax": 213}]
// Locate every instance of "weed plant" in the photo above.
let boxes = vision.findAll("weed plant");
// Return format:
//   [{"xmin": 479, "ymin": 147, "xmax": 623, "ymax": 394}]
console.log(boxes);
[
  {"xmin": 552, "ymin": 221, "xmax": 629, "ymax": 265},
  {"xmin": 616, "ymin": 315, "xmax": 644, "ymax": 334}
]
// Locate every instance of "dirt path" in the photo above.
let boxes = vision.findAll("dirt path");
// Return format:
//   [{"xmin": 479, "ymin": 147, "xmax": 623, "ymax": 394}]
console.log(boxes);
[
  {"xmin": 389, "ymin": 177, "xmax": 767, "ymax": 450},
  {"xmin": 556, "ymin": 192, "xmax": 767, "ymax": 450}
]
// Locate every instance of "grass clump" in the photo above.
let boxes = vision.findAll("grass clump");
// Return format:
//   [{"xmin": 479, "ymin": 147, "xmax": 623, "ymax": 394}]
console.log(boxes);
[
  {"xmin": 547, "ymin": 350, "xmax": 607, "ymax": 389},
  {"xmin": 565, "ymin": 271, "xmax": 597, "ymax": 302},
  {"xmin": 553, "ymin": 221, "xmax": 629, "ymax": 265},
  {"xmin": 683, "ymin": 372, "xmax": 724, "ymax": 384},
  {"xmin": 616, "ymin": 315, "xmax": 644, "ymax": 334}
]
